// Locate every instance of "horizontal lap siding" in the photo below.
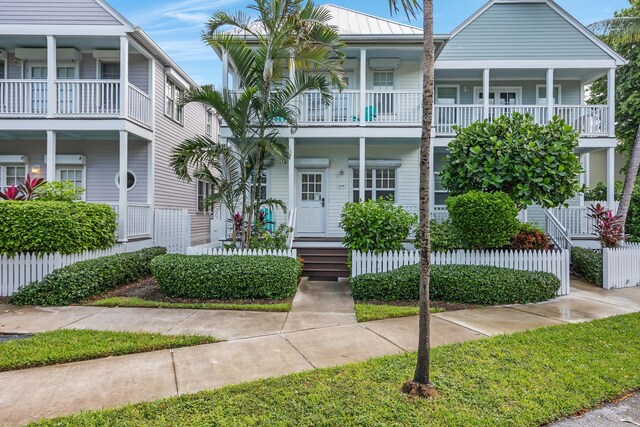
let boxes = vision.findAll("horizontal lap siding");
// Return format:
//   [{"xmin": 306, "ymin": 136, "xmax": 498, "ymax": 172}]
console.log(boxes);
[
  {"xmin": 153, "ymin": 62, "xmax": 210, "ymax": 244},
  {"xmin": 0, "ymin": 0, "xmax": 121, "ymax": 25},
  {"xmin": 129, "ymin": 54, "xmax": 149, "ymax": 92},
  {"xmin": 439, "ymin": 3, "xmax": 611, "ymax": 61}
]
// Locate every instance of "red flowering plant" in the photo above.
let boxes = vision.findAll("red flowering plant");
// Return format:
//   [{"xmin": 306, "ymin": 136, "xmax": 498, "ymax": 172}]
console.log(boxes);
[
  {"xmin": 587, "ymin": 203, "xmax": 628, "ymax": 248},
  {"xmin": 18, "ymin": 174, "xmax": 45, "ymax": 201},
  {"xmin": 0, "ymin": 185, "xmax": 25, "ymax": 201}
]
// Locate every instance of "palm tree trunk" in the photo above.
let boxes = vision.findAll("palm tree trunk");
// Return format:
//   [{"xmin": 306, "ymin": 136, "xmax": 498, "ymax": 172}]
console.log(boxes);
[
  {"xmin": 402, "ymin": 0, "xmax": 435, "ymax": 397},
  {"xmin": 619, "ymin": 125, "xmax": 640, "ymax": 234}
]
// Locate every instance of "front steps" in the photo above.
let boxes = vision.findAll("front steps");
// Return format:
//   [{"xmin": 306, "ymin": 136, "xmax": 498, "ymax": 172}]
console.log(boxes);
[{"xmin": 294, "ymin": 244, "xmax": 349, "ymax": 281}]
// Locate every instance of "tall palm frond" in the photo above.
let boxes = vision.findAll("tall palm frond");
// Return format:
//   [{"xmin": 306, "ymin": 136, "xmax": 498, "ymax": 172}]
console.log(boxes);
[
  {"xmin": 589, "ymin": 17, "xmax": 640, "ymax": 44},
  {"xmin": 388, "ymin": 0, "xmax": 422, "ymax": 19}
]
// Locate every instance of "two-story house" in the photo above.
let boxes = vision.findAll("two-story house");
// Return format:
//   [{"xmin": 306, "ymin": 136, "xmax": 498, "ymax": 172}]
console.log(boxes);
[
  {"xmin": 0, "ymin": 0, "xmax": 218, "ymax": 246},
  {"xmin": 218, "ymin": 0, "xmax": 626, "ymax": 244}
]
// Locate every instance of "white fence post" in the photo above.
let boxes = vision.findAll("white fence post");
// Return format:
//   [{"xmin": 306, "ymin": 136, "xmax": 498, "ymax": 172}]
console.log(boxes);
[{"xmin": 154, "ymin": 208, "xmax": 192, "ymax": 254}]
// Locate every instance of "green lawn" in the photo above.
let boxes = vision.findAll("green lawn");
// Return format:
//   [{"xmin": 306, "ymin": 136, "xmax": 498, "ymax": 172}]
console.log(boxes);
[
  {"xmin": 30, "ymin": 313, "xmax": 640, "ymax": 426},
  {"xmin": 90, "ymin": 296, "xmax": 291, "ymax": 312},
  {"xmin": 355, "ymin": 303, "xmax": 445, "ymax": 322},
  {"xmin": 0, "ymin": 329, "xmax": 217, "ymax": 372}
]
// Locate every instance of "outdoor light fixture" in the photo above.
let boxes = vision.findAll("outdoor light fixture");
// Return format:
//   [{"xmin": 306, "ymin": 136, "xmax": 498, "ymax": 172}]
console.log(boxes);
[{"xmin": 31, "ymin": 165, "xmax": 41, "ymax": 174}]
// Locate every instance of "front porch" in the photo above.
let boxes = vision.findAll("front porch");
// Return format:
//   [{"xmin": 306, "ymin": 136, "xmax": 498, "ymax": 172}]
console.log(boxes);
[{"xmin": 0, "ymin": 130, "xmax": 152, "ymax": 241}]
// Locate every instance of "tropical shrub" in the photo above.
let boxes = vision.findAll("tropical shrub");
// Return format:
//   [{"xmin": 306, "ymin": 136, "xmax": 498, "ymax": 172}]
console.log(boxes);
[
  {"xmin": 0, "ymin": 201, "xmax": 117, "ymax": 255},
  {"xmin": 11, "ymin": 247, "xmax": 167, "ymax": 306},
  {"xmin": 0, "ymin": 174, "xmax": 44, "ymax": 201},
  {"xmin": 571, "ymin": 247, "xmax": 603, "ymax": 286},
  {"xmin": 446, "ymin": 191, "xmax": 520, "ymax": 249},
  {"xmin": 511, "ymin": 223, "xmax": 551, "ymax": 251},
  {"xmin": 584, "ymin": 180, "xmax": 624, "ymax": 201},
  {"xmin": 421, "ymin": 221, "xmax": 463, "ymax": 252},
  {"xmin": 350, "ymin": 264, "xmax": 559, "ymax": 304},
  {"xmin": 441, "ymin": 113, "xmax": 583, "ymax": 209},
  {"xmin": 37, "ymin": 181, "xmax": 85, "ymax": 202},
  {"xmin": 628, "ymin": 187, "xmax": 640, "ymax": 242},
  {"xmin": 587, "ymin": 203, "xmax": 628, "ymax": 248},
  {"xmin": 340, "ymin": 198, "xmax": 417, "ymax": 254},
  {"xmin": 152, "ymin": 255, "xmax": 302, "ymax": 300},
  {"xmin": 250, "ymin": 224, "xmax": 293, "ymax": 250}
]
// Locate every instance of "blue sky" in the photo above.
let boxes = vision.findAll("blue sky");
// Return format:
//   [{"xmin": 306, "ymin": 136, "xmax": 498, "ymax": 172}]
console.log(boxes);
[{"xmin": 108, "ymin": 0, "xmax": 630, "ymax": 85}]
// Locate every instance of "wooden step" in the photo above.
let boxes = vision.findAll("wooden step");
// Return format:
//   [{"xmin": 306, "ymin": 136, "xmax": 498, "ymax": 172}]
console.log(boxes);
[{"xmin": 296, "ymin": 246, "xmax": 350, "ymax": 279}]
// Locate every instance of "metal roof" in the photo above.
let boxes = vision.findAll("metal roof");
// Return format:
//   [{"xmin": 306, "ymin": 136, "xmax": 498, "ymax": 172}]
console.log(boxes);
[{"xmin": 322, "ymin": 4, "xmax": 422, "ymax": 36}]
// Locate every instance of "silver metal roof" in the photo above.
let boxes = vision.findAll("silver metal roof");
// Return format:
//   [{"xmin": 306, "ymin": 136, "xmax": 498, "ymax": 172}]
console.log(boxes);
[{"xmin": 323, "ymin": 4, "xmax": 422, "ymax": 35}]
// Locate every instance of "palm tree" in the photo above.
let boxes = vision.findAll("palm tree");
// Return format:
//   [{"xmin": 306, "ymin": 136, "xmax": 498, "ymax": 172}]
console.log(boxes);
[
  {"xmin": 204, "ymin": 0, "xmax": 346, "ymax": 233},
  {"xmin": 388, "ymin": 0, "xmax": 437, "ymax": 396},
  {"xmin": 589, "ymin": 17, "xmax": 640, "ymax": 236}
]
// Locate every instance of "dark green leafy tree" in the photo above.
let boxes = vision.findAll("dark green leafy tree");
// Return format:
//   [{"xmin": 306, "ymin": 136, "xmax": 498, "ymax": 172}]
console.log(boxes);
[{"xmin": 441, "ymin": 113, "xmax": 584, "ymax": 209}]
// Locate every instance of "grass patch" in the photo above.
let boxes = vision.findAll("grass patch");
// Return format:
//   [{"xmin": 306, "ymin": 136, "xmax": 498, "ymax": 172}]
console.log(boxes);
[
  {"xmin": 355, "ymin": 304, "xmax": 445, "ymax": 322},
  {"xmin": 90, "ymin": 297, "xmax": 291, "ymax": 312},
  {"xmin": 0, "ymin": 329, "xmax": 217, "ymax": 372},
  {"xmin": 31, "ymin": 313, "xmax": 640, "ymax": 426}
]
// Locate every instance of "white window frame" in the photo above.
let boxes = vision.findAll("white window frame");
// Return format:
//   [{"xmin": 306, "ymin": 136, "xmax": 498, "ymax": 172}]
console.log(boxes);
[
  {"xmin": 473, "ymin": 86, "xmax": 523, "ymax": 105},
  {"xmin": 435, "ymin": 85, "xmax": 460, "ymax": 104},
  {"xmin": 351, "ymin": 167, "xmax": 398, "ymax": 202},
  {"xmin": 57, "ymin": 166, "xmax": 86, "ymax": 201},
  {"xmin": 96, "ymin": 61, "xmax": 121, "ymax": 80},
  {"xmin": 205, "ymin": 109, "xmax": 214, "ymax": 136},
  {"xmin": 114, "ymin": 170, "xmax": 137, "ymax": 192},
  {"xmin": 0, "ymin": 164, "xmax": 27, "ymax": 190},
  {"xmin": 535, "ymin": 84, "xmax": 562, "ymax": 105},
  {"xmin": 372, "ymin": 71, "xmax": 395, "ymax": 115},
  {"xmin": 196, "ymin": 180, "xmax": 214, "ymax": 214},
  {"xmin": 26, "ymin": 62, "xmax": 78, "ymax": 80},
  {"xmin": 165, "ymin": 77, "xmax": 184, "ymax": 125}
]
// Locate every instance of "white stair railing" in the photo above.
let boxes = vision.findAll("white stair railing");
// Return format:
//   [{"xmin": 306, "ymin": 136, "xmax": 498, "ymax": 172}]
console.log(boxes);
[
  {"xmin": 543, "ymin": 209, "xmax": 572, "ymax": 250},
  {"xmin": 287, "ymin": 208, "xmax": 297, "ymax": 250}
]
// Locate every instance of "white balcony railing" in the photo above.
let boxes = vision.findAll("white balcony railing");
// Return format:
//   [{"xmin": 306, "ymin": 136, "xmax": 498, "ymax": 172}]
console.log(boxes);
[
  {"xmin": 298, "ymin": 90, "xmax": 360, "ymax": 124},
  {"xmin": 487, "ymin": 105, "xmax": 548, "ymax": 125},
  {"xmin": 0, "ymin": 80, "xmax": 48, "ymax": 115},
  {"xmin": 56, "ymin": 80, "xmax": 120, "ymax": 116},
  {"xmin": 128, "ymin": 83, "xmax": 152, "ymax": 126},
  {"xmin": 364, "ymin": 90, "xmax": 422, "ymax": 123},
  {"xmin": 555, "ymin": 105, "xmax": 609, "ymax": 137},
  {"xmin": 434, "ymin": 105, "xmax": 483, "ymax": 134},
  {"xmin": 105, "ymin": 203, "xmax": 152, "ymax": 238}
]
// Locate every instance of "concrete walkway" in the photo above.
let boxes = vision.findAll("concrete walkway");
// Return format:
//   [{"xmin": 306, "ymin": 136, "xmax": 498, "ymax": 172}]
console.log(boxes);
[
  {"xmin": 551, "ymin": 392, "xmax": 640, "ymax": 426},
  {"xmin": 1, "ymin": 279, "xmax": 640, "ymax": 426}
]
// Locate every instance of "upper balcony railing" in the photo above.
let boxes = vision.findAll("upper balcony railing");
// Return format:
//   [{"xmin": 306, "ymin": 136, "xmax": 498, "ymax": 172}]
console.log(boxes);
[
  {"xmin": 0, "ymin": 79, "xmax": 152, "ymax": 127},
  {"xmin": 282, "ymin": 89, "xmax": 612, "ymax": 137}
]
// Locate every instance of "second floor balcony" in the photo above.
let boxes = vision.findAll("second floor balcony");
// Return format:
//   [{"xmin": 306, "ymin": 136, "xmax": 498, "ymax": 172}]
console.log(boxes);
[{"xmin": 294, "ymin": 90, "xmax": 610, "ymax": 137}]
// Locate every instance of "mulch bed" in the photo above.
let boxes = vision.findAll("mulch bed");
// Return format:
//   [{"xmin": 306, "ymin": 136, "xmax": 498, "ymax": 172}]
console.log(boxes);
[
  {"xmin": 82, "ymin": 277, "xmax": 293, "ymax": 307},
  {"xmin": 0, "ymin": 297, "xmax": 9, "ymax": 304},
  {"xmin": 356, "ymin": 299, "xmax": 480, "ymax": 311}
]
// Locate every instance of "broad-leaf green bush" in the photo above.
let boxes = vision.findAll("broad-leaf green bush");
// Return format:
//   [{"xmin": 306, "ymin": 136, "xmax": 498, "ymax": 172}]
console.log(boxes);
[
  {"xmin": 11, "ymin": 247, "xmax": 167, "ymax": 306},
  {"xmin": 351, "ymin": 264, "xmax": 559, "ymax": 305},
  {"xmin": 340, "ymin": 198, "xmax": 417, "ymax": 254},
  {"xmin": 152, "ymin": 255, "xmax": 302, "ymax": 300},
  {"xmin": 584, "ymin": 180, "xmax": 623, "ymax": 201},
  {"xmin": 441, "ymin": 113, "xmax": 583, "ymax": 209},
  {"xmin": 571, "ymin": 248, "xmax": 603, "ymax": 286},
  {"xmin": 36, "ymin": 181, "xmax": 86, "ymax": 202},
  {"xmin": 0, "ymin": 201, "xmax": 117, "ymax": 255},
  {"xmin": 447, "ymin": 191, "xmax": 520, "ymax": 249},
  {"xmin": 416, "ymin": 221, "xmax": 464, "ymax": 252}
]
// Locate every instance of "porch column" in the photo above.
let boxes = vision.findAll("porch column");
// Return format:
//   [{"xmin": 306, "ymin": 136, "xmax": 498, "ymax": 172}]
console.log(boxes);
[
  {"xmin": 482, "ymin": 68, "xmax": 490, "ymax": 120},
  {"xmin": 288, "ymin": 138, "xmax": 295, "ymax": 211},
  {"xmin": 46, "ymin": 35, "xmax": 56, "ymax": 118},
  {"xmin": 583, "ymin": 152, "xmax": 591, "ymax": 188},
  {"xmin": 359, "ymin": 138, "xmax": 366, "ymax": 200},
  {"xmin": 546, "ymin": 68, "xmax": 554, "ymax": 122},
  {"xmin": 606, "ymin": 147, "xmax": 616, "ymax": 211},
  {"xmin": 608, "ymin": 68, "xmax": 616, "ymax": 137},
  {"xmin": 360, "ymin": 48, "xmax": 367, "ymax": 127},
  {"xmin": 46, "ymin": 130, "xmax": 56, "ymax": 182},
  {"xmin": 578, "ymin": 153, "xmax": 586, "ymax": 207},
  {"xmin": 119, "ymin": 36, "xmax": 129, "ymax": 119},
  {"xmin": 118, "ymin": 131, "xmax": 129, "ymax": 242},
  {"xmin": 222, "ymin": 50, "xmax": 228, "ymax": 91}
]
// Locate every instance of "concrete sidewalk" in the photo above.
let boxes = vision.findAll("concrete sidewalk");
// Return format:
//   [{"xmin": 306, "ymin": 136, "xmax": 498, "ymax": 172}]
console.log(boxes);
[{"xmin": 1, "ymin": 279, "xmax": 640, "ymax": 426}]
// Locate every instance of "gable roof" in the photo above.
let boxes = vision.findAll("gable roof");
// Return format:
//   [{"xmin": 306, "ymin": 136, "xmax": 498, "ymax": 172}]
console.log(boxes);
[
  {"xmin": 322, "ymin": 4, "xmax": 422, "ymax": 36},
  {"xmin": 448, "ymin": 0, "xmax": 626, "ymax": 65}
]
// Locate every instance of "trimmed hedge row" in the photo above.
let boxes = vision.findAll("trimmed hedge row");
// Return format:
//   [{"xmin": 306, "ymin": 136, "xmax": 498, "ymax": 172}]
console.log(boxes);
[
  {"xmin": 571, "ymin": 247, "xmax": 603, "ymax": 286},
  {"xmin": 11, "ymin": 247, "xmax": 167, "ymax": 306},
  {"xmin": 152, "ymin": 255, "xmax": 303, "ymax": 300},
  {"xmin": 351, "ymin": 264, "xmax": 560, "ymax": 305},
  {"xmin": 0, "ymin": 201, "xmax": 117, "ymax": 255}
]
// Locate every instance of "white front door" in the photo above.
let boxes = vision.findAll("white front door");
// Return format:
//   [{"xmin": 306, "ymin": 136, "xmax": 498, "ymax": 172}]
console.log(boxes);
[{"xmin": 296, "ymin": 170, "xmax": 326, "ymax": 235}]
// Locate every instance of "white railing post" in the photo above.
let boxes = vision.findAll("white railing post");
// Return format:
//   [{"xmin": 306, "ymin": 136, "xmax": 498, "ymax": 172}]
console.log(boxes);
[
  {"xmin": 546, "ymin": 68, "xmax": 554, "ymax": 122},
  {"xmin": 360, "ymin": 48, "xmax": 366, "ymax": 127},
  {"xmin": 46, "ymin": 35, "xmax": 56, "ymax": 118},
  {"xmin": 608, "ymin": 68, "xmax": 616, "ymax": 137},
  {"xmin": 120, "ymin": 36, "xmax": 129, "ymax": 119}
]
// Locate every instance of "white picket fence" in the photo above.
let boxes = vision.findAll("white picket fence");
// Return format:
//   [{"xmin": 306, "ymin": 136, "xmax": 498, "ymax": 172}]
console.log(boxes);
[
  {"xmin": 603, "ymin": 243, "xmax": 640, "ymax": 290},
  {"xmin": 186, "ymin": 245, "xmax": 297, "ymax": 259},
  {"xmin": 351, "ymin": 249, "xmax": 571, "ymax": 296},
  {"xmin": 154, "ymin": 209, "xmax": 191, "ymax": 254},
  {"xmin": 0, "ymin": 246, "xmax": 125, "ymax": 297}
]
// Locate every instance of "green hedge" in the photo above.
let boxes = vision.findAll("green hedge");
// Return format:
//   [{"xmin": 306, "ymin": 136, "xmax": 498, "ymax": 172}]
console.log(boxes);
[
  {"xmin": 11, "ymin": 247, "xmax": 167, "ymax": 306},
  {"xmin": 571, "ymin": 247, "xmax": 603, "ymax": 286},
  {"xmin": 351, "ymin": 264, "xmax": 560, "ymax": 305},
  {"xmin": 0, "ymin": 201, "xmax": 117, "ymax": 255},
  {"xmin": 152, "ymin": 255, "xmax": 302, "ymax": 300}
]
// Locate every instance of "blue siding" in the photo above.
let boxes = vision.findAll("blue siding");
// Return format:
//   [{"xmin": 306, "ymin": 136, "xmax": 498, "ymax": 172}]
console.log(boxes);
[{"xmin": 439, "ymin": 3, "xmax": 612, "ymax": 61}]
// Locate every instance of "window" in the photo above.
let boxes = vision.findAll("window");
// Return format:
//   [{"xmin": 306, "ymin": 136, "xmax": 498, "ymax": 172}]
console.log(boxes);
[
  {"xmin": 205, "ymin": 110, "xmax": 214, "ymax": 136},
  {"xmin": 58, "ymin": 168, "xmax": 84, "ymax": 187},
  {"xmin": 536, "ymin": 85, "xmax": 561, "ymax": 105},
  {"xmin": 434, "ymin": 153, "xmax": 448, "ymax": 206},
  {"xmin": 197, "ymin": 180, "xmax": 213, "ymax": 213},
  {"xmin": 165, "ymin": 78, "xmax": 184, "ymax": 124},
  {"xmin": 352, "ymin": 168, "xmax": 396, "ymax": 202},
  {"xmin": 115, "ymin": 170, "xmax": 136, "ymax": 191},
  {"xmin": 373, "ymin": 71, "xmax": 395, "ymax": 115},
  {"xmin": 1, "ymin": 165, "xmax": 26, "ymax": 190},
  {"xmin": 249, "ymin": 170, "xmax": 269, "ymax": 200},
  {"xmin": 100, "ymin": 62, "xmax": 121, "ymax": 80}
]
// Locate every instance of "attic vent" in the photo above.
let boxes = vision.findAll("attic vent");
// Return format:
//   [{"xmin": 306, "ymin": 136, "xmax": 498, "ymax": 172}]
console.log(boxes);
[{"xmin": 369, "ymin": 58, "xmax": 400, "ymax": 71}]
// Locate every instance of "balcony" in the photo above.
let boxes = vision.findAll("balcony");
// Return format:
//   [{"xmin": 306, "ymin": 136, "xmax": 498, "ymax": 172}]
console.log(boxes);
[
  {"xmin": 0, "ymin": 80, "xmax": 152, "ymax": 126},
  {"xmin": 292, "ymin": 90, "xmax": 610, "ymax": 137}
]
